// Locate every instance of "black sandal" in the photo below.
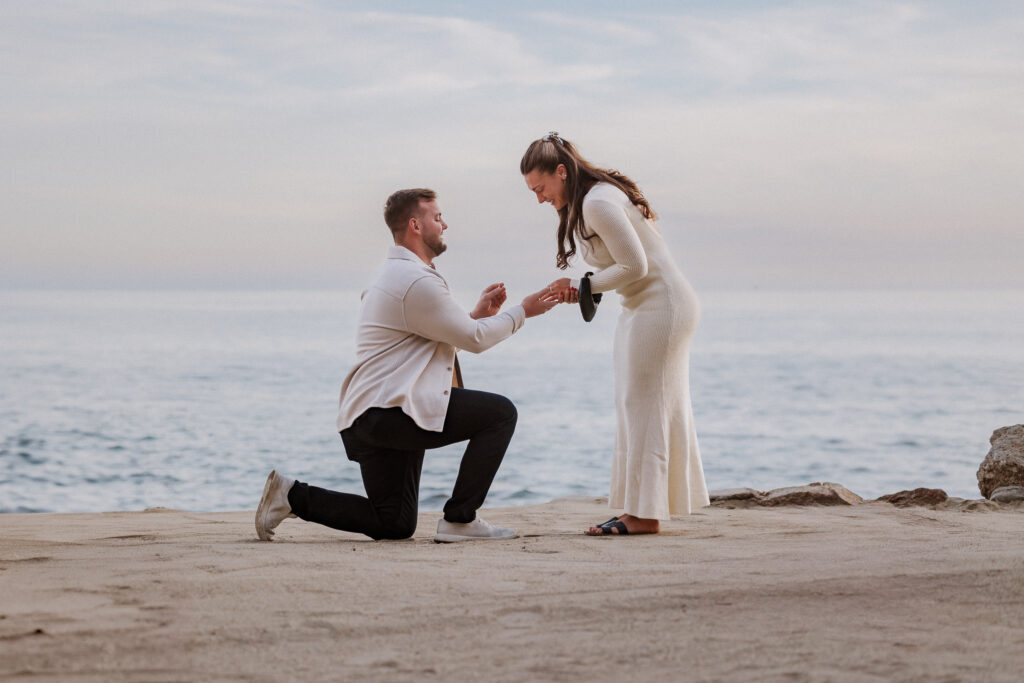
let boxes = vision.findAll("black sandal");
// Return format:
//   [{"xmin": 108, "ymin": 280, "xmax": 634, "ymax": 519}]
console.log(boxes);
[{"xmin": 600, "ymin": 520, "xmax": 629, "ymax": 535}]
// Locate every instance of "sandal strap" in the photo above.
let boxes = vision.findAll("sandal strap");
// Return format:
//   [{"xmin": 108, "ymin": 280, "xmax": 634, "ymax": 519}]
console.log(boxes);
[{"xmin": 601, "ymin": 520, "xmax": 629, "ymax": 535}]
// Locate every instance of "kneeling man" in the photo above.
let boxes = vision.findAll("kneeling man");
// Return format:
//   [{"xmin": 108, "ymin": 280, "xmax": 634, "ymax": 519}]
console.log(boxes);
[{"xmin": 256, "ymin": 188, "xmax": 557, "ymax": 542}]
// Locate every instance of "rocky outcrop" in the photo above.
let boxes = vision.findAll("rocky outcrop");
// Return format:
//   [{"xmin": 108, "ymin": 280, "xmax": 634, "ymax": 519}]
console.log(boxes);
[
  {"xmin": 708, "ymin": 488, "xmax": 762, "ymax": 503},
  {"xmin": 876, "ymin": 488, "xmax": 948, "ymax": 507},
  {"xmin": 977, "ymin": 425, "xmax": 1024, "ymax": 498},
  {"xmin": 708, "ymin": 480, "xmax": 1023, "ymax": 510},
  {"xmin": 760, "ymin": 482, "xmax": 863, "ymax": 506},
  {"xmin": 947, "ymin": 498, "xmax": 1005, "ymax": 512},
  {"xmin": 989, "ymin": 486, "xmax": 1024, "ymax": 503},
  {"xmin": 709, "ymin": 483, "xmax": 863, "ymax": 507}
]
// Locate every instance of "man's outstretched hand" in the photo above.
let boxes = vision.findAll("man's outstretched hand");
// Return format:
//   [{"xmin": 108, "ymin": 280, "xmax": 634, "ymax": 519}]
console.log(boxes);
[
  {"xmin": 470, "ymin": 283, "xmax": 508, "ymax": 319},
  {"xmin": 521, "ymin": 286, "xmax": 561, "ymax": 318}
]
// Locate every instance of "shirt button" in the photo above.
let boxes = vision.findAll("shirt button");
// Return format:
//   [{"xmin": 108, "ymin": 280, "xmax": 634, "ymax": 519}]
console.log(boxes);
[
  {"xmin": 447, "ymin": 366, "xmax": 453, "ymax": 371},
  {"xmin": 443, "ymin": 390, "xmax": 449, "ymax": 395}
]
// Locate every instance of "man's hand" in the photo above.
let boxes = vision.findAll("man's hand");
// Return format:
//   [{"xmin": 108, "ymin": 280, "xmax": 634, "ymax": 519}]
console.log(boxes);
[
  {"xmin": 521, "ymin": 287, "xmax": 561, "ymax": 318},
  {"xmin": 470, "ymin": 283, "xmax": 508, "ymax": 319},
  {"xmin": 547, "ymin": 277, "xmax": 579, "ymax": 304}
]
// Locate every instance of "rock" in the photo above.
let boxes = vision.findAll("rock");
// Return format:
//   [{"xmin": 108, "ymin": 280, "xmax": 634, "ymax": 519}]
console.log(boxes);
[
  {"xmin": 989, "ymin": 486, "xmax": 1024, "ymax": 503},
  {"xmin": 876, "ymin": 488, "xmax": 948, "ymax": 507},
  {"xmin": 760, "ymin": 482, "xmax": 863, "ymax": 506},
  {"xmin": 977, "ymin": 425, "xmax": 1024, "ymax": 498},
  {"xmin": 948, "ymin": 498, "xmax": 1004, "ymax": 512},
  {"xmin": 709, "ymin": 488, "xmax": 762, "ymax": 502}
]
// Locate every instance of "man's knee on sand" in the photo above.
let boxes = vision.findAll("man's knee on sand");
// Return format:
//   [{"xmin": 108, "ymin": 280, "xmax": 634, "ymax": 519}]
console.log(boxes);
[{"xmin": 373, "ymin": 514, "xmax": 418, "ymax": 541}]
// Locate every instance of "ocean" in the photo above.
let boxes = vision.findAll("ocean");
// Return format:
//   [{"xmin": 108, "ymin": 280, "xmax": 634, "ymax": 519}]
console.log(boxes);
[{"xmin": 2, "ymin": 288, "xmax": 1022, "ymax": 514}]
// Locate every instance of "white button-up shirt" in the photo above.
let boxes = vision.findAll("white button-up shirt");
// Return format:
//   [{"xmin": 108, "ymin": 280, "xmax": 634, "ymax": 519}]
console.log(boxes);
[{"xmin": 337, "ymin": 245, "xmax": 526, "ymax": 433}]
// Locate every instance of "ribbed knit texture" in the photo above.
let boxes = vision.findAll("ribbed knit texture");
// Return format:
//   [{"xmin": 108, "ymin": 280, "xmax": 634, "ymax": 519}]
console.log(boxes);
[{"xmin": 580, "ymin": 183, "xmax": 710, "ymax": 519}]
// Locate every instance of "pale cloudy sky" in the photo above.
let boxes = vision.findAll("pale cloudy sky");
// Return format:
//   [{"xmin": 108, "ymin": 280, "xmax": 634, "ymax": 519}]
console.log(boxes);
[{"xmin": 2, "ymin": 0, "xmax": 1022, "ymax": 290}]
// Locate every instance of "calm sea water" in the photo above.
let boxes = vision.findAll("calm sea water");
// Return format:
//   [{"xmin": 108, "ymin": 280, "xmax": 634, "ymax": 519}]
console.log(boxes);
[{"xmin": 1, "ymin": 289, "xmax": 1022, "ymax": 514}]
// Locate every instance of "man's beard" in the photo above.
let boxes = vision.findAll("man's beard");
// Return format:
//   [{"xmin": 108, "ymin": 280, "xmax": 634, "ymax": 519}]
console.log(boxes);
[{"xmin": 426, "ymin": 234, "xmax": 447, "ymax": 257}]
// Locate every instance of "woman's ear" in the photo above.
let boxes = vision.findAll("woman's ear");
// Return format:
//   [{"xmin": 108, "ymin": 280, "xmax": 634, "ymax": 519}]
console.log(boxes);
[{"xmin": 556, "ymin": 163, "xmax": 568, "ymax": 180}]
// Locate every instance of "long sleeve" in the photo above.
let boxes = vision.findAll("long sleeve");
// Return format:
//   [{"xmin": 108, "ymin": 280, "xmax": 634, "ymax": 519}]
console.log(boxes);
[
  {"xmin": 403, "ymin": 275, "xmax": 526, "ymax": 354},
  {"xmin": 581, "ymin": 197, "xmax": 649, "ymax": 294}
]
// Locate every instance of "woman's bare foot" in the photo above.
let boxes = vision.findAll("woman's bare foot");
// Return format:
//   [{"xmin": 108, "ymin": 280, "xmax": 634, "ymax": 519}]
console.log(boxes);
[{"xmin": 584, "ymin": 514, "xmax": 660, "ymax": 536}]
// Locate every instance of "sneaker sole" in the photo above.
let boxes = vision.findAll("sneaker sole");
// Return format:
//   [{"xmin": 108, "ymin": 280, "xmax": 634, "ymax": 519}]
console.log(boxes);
[
  {"xmin": 255, "ymin": 470, "xmax": 279, "ymax": 542},
  {"xmin": 433, "ymin": 532, "xmax": 517, "ymax": 543}
]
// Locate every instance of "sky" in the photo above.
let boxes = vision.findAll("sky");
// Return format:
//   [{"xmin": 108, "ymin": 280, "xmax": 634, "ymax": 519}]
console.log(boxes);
[{"xmin": 2, "ymin": 0, "xmax": 1022, "ymax": 291}]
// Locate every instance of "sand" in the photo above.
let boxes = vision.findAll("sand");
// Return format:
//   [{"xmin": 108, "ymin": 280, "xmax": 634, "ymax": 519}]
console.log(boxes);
[{"xmin": 1, "ymin": 496, "xmax": 1022, "ymax": 682}]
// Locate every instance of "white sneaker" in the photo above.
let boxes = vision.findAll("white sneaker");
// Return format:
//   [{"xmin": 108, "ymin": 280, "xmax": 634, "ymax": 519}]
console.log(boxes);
[
  {"xmin": 434, "ymin": 517, "xmax": 517, "ymax": 543},
  {"xmin": 255, "ymin": 470, "xmax": 296, "ymax": 541}
]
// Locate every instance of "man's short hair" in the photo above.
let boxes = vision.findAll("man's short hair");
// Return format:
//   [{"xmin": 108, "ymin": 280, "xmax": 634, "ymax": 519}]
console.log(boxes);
[{"xmin": 383, "ymin": 188, "xmax": 436, "ymax": 235}]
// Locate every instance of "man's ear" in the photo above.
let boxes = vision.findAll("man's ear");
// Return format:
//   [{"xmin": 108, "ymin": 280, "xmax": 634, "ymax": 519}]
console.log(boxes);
[{"xmin": 407, "ymin": 217, "xmax": 420, "ymax": 234}]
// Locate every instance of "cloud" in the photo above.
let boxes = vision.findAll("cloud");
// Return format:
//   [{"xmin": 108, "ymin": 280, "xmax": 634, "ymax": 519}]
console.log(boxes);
[
  {"xmin": 528, "ymin": 11, "xmax": 661, "ymax": 46},
  {"xmin": 1, "ymin": 2, "xmax": 615, "ymax": 123},
  {"xmin": 1, "ymin": 1, "xmax": 1022, "ymax": 289}
]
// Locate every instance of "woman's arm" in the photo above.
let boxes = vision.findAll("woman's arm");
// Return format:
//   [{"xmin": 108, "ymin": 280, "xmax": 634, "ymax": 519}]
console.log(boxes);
[{"xmin": 580, "ymin": 197, "xmax": 648, "ymax": 293}]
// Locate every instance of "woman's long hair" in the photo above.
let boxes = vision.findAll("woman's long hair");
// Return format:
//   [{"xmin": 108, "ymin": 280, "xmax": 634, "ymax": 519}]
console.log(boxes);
[{"xmin": 520, "ymin": 132, "xmax": 656, "ymax": 270}]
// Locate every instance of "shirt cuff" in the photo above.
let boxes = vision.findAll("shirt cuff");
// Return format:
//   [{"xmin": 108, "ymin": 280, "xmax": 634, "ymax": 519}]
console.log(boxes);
[{"xmin": 506, "ymin": 304, "xmax": 526, "ymax": 332}]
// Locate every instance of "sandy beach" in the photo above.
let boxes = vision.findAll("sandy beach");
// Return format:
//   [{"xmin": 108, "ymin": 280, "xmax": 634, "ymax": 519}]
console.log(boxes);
[{"xmin": 1, "ymin": 495, "xmax": 1022, "ymax": 682}]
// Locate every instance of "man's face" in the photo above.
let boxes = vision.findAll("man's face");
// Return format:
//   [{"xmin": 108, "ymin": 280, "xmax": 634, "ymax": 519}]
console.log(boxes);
[{"xmin": 416, "ymin": 199, "xmax": 448, "ymax": 257}]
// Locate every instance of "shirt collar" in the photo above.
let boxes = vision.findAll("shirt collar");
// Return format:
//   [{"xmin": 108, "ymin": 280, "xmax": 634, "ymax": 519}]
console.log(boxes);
[
  {"xmin": 387, "ymin": 245, "xmax": 419, "ymax": 261},
  {"xmin": 387, "ymin": 244, "xmax": 436, "ymax": 269}
]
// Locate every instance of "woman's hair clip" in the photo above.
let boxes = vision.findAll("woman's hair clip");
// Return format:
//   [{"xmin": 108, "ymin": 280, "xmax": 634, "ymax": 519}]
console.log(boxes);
[{"xmin": 543, "ymin": 131, "xmax": 564, "ymax": 145}]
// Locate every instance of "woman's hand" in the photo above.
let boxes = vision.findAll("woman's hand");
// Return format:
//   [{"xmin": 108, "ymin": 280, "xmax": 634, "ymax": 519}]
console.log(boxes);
[
  {"xmin": 547, "ymin": 277, "xmax": 579, "ymax": 304},
  {"xmin": 470, "ymin": 283, "xmax": 507, "ymax": 319}
]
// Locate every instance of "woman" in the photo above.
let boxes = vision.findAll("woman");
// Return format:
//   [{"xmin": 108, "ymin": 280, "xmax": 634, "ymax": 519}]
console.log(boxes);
[{"xmin": 521, "ymin": 132, "xmax": 709, "ymax": 535}]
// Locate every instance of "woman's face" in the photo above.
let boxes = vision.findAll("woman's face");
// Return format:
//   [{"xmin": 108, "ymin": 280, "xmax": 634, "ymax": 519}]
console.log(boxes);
[{"xmin": 524, "ymin": 164, "xmax": 568, "ymax": 210}]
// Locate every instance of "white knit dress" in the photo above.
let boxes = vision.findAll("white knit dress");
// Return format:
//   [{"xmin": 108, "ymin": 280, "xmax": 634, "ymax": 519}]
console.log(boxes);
[{"xmin": 577, "ymin": 183, "xmax": 709, "ymax": 520}]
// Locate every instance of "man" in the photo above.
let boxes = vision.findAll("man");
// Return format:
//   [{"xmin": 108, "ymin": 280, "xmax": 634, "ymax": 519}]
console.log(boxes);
[{"xmin": 255, "ymin": 188, "xmax": 558, "ymax": 543}]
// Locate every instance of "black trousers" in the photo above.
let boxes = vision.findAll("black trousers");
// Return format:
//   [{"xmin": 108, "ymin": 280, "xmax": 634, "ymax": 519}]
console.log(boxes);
[{"xmin": 287, "ymin": 388, "xmax": 517, "ymax": 540}]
